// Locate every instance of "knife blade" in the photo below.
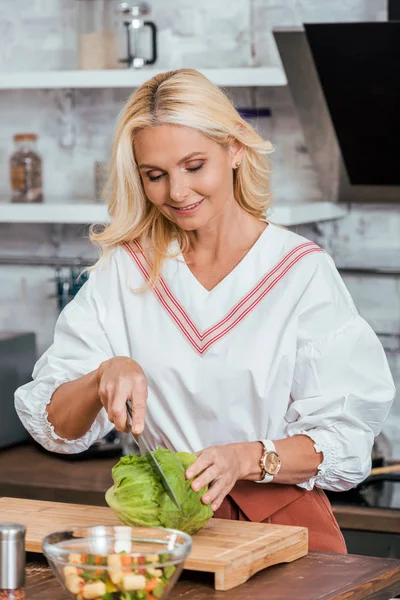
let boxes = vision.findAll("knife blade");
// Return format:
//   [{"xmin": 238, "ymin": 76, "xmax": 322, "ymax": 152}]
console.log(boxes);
[{"xmin": 125, "ymin": 400, "xmax": 182, "ymax": 511}]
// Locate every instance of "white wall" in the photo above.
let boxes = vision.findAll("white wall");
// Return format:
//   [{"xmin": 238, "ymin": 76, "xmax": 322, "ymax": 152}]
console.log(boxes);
[{"xmin": 1, "ymin": 0, "xmax": 399, "ymax": 456}]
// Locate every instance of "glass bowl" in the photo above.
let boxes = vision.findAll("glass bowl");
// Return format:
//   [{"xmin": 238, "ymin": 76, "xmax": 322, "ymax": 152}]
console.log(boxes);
[{"xmin": 42, "ymin": 525, "xmax": 192, "ymax": 600}]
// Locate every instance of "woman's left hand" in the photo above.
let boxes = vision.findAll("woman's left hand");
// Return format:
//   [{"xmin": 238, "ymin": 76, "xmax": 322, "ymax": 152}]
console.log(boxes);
[{"xmin": 185, "ymin": 443, "xmax": 243, "ymax": 512}]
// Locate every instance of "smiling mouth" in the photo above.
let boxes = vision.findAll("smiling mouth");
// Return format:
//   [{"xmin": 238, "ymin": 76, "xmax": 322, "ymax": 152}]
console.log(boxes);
[{"xmin": 168, "ymin": 198, "xmax": 204, "ymax": 212}]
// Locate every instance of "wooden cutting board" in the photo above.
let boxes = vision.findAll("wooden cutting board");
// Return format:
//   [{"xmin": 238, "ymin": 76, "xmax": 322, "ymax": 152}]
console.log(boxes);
[{"xmin": 0, "ymin": 497, "xmax": 308, "ymax": 591}]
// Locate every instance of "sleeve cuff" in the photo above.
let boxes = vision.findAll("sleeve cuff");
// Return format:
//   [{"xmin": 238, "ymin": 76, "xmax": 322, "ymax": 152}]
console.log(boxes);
[
  {"xmin": 287, "ymin": 428, "xmax": 340, "ymax": 491},
  {"xmin": 39, "ymin": 377, "xmax": 80, "ymax": 444},
  {"xmin": 16, "ymin": 376, "xmax": 113, "ymax": 454},
  {"xmin": 41, "ymin": 379, "xmax": 106, "ymax": 449}
]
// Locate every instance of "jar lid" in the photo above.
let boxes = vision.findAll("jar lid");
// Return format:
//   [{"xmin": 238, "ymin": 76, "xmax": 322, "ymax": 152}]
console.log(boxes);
[
  {"xmin": 13, "ymin": 133, "xmax": 37, "ymax": 142},
  {"xmin": 118, "ymin": 3, "xmax": 150, "ymax": 17},
  {"xmin": 0, "ymin": 523, "xmax": 26, "ymax": 542}
]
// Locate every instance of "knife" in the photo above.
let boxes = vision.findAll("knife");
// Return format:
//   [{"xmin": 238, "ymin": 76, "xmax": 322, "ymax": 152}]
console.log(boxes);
[{"xmin": 125, "ymin": 400, "xmax": 182, "ymax": 511}]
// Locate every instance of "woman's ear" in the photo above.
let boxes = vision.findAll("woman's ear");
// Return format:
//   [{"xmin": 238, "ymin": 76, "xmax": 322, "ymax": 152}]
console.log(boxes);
[{"xmin": 229, "ymin": 140, "xmax": 244, "ymax": 169}]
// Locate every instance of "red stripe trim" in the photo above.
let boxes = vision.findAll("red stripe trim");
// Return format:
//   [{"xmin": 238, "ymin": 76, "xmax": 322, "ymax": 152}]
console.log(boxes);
[
  {"xmin": 123, "ymin": 244, "xmax": 203, "ymax": 352},
  {"xmin": 132, "ymin": 240, "xmax": 202, "ymax": 338},
  {"xmin": 153, "ymin": 291, "xmax": 202, "ymax": 353},
  {"xmin": 200, "ymin": 247, "xmax": 323, "ymax": 353},
  {"xmin": 123, "ymin": 241, "xmax": 324, "ymax": 355},
  {"xmin": 202, "ymin": 241, "xmax": 317, "ymax": 338},
  {"xmin": 129, "ymin": 240, "xmax": 318, "ymax": 341}
]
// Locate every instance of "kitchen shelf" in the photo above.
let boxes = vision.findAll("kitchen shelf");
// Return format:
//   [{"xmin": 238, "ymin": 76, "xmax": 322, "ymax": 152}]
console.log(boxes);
[
  {"xmin": 268, "ymin": 202, "xmax": 347, "ymax": 226},
  {"xmin": 0, "ymin": 201, "xmax": 347, "ymax": 226},
  {"xmin": 0, "ymin": 67, "xmax": 287, "ymax": 90}
]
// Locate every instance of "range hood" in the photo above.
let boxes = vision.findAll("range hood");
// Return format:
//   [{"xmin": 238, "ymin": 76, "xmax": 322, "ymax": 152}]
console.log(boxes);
[{"xmin": 273, "ymin": 22, "xmax": 400, "ymax": 204}]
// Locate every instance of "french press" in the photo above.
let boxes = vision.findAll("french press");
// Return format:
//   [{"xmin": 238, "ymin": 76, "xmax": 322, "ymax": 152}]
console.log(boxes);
[{"xmin": 117, "ymin": 2, "xmax": 157, "ymax": 68}]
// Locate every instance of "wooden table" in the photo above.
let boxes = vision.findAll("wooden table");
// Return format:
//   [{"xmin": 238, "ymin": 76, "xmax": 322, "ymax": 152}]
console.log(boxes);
[
  {"xmin": 25, "ymin": 551, "xmax": 400, "ymax": 600},
  {"xmin": 1, "ymin": 443, "xmax": 399, "ymax": 535}
]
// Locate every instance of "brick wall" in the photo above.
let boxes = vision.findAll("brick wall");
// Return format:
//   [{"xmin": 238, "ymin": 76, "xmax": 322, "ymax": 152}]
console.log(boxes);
[{"xmin": 1, "ymin": 0, "xmax": 399, "ymax": 457}]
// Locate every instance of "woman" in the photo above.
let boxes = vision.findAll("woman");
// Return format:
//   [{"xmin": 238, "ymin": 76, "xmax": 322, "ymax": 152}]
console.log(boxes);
[{"xmin": 15, "ymin": 69, "xmax": 395, "ymax": 553}]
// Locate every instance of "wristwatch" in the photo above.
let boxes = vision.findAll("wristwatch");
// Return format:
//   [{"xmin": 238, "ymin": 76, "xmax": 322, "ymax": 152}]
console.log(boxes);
[{"xmin": 256, "ymin": 439, "xmax": 281, "ymax": 483}]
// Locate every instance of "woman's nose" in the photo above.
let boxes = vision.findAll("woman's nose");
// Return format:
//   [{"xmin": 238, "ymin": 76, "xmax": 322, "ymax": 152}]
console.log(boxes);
[{"xmin": 169, "ymin": 179, "xmax": 190, "ymax": 203}]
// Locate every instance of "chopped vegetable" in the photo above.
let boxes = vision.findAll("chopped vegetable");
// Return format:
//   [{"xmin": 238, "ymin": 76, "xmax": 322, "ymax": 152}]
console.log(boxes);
[
  {"xmin": 146, "ymin": 568, "xmax": 162, "ymax": 578},
  {"xmin": 145, "ymin": 579, "xmax": 159, "ymax": 592},
  {"xmin": 65, "ymin": 574, "xmax": 85, "ymax": 594},
  {"xmin": 107, "ymin": 554, "xmax": 121, "ymax": 567},
  {"xmin": 163, "ymin": 565, "xmax": 176, "ymax": 580},
  {"xmin": 63, "ymin": 565, "xmax": 78, "ymax": 578},
  {"xmin": 82, "ymin": 580, "xmax": 107, "ymax": 598},
  {"xmin": 152, "ymin": 581, "xmax": 165, "ymax": 599},
  {"xmin": 63, "ymin": 550, "xmax": 180, "ymax": 600},
  {"xmin": 120, "ymin": 555, "xmax": 133, "ymax": 567},
  {"xmin": 122, "ymin": 573, "xmax": 146, "ymax": 591}
]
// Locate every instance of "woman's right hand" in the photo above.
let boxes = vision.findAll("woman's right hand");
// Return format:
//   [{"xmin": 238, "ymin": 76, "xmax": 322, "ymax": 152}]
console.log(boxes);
[{"xmin": 96, "ymin": 357, "xmax": 148, "ymax": 434}]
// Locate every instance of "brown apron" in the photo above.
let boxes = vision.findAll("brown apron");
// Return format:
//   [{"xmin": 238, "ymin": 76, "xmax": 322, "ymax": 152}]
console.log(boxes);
[{"xmin": 214, "ymin": 481, "xmax": 347, "ymax": 553}]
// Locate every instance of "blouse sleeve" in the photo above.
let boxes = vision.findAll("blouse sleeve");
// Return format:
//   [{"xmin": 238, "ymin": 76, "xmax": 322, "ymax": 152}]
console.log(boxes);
[
  {"xmin": 14, "ymin": 268, "xmax": 115, "ymax": 454},
  {"xmin": 284, "ymin": 252, "xmax": 396, "ymax": 492}
]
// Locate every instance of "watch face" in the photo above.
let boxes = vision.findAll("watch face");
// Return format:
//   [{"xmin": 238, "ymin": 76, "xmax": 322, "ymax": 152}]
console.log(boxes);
[{"xmin": 265, "ymin": 451, "xmax": 281, "ymax": 476}]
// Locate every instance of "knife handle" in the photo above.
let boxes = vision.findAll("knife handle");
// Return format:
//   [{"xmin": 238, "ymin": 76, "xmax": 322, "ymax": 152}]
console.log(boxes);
[
  {"xmin": 126, "ymin": 399, "xmax": 133, "ymax": 423},
  {"xmin": 126, "ymin": 400, "xmax": 140, "ymax": 447}
]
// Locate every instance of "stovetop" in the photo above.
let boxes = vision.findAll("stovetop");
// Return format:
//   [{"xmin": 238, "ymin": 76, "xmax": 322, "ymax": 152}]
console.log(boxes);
[{"xmin": 327, "ymin": 480, "xmax": 400, "ymax": 510}]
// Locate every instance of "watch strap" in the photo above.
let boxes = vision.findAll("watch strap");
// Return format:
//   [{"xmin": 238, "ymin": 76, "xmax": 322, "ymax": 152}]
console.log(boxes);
[{"xmin": 256, "ymin": 439, "xmax": 278, "ymax": 484}]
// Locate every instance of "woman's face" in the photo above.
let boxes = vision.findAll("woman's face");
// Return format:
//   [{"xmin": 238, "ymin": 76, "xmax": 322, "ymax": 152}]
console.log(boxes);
[{"xmin": 134, "ymin": 124, "xmax": 242, "ymax": 231}]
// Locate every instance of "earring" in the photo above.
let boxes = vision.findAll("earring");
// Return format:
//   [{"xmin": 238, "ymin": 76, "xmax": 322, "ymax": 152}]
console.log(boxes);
[{"xmin": 235, "ymin": 161, "xmax": 241, "ymax": 168}]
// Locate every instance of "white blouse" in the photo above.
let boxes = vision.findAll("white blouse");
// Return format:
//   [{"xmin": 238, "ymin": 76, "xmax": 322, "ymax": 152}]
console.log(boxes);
[{"xmin": 15, "ymin": 223, "xmax": 395, "ymax": 492}]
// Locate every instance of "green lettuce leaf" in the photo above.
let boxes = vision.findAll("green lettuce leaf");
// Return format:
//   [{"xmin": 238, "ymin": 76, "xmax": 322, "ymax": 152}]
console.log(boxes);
[{"xmin": 105, "ymin": 448, "xmax": 213, "ymax": 534}]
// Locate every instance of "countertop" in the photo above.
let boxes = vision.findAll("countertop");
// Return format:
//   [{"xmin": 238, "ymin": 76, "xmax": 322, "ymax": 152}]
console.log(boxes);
[{"xmin": 25, "ymin": 551, "xmax": 400, "ymax": 599}]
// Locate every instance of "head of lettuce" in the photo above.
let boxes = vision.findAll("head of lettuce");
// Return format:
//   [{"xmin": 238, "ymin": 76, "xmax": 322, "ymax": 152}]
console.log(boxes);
[{"xmin": 105, "ymin": 448, "xmax": 214, "ymax": 535}]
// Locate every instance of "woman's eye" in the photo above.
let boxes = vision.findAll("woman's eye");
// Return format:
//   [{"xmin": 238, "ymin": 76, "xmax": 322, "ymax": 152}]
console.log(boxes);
[
  {"xmin": 147, "ymin": 172, "xmax": 164, "ymax": 182},
  {"xmin": 146, "ymin": 163, "xmax": 204, "ymax": 182},
  {"xmin": 186, "ymin": 163, "xmax": 203, "ymax": 173}
]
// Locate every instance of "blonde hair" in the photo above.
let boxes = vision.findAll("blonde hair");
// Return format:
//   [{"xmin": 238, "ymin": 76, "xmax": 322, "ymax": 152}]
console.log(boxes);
[{"xmin": 90, "ymin": 68, "xmax": 274, "ymax": 281}]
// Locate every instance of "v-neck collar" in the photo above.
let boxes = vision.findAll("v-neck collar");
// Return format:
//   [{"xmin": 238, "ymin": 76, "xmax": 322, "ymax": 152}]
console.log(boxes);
[
  {"xmin": 123, "ymin": 229, "xmax": 324, "ymax": 355},
  {"xmin": 172, "ymin": 221, "xmax": 272, "ymax": 297}
]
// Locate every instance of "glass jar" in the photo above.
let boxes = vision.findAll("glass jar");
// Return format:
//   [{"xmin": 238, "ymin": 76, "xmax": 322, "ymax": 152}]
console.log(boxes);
[
  {"xmin": 10, "ymin": 134, "xmax": 43, "ymax": 203},
  {"xmin": 77, "ymin": 0, "xmax": 117, "ymax": 69}
]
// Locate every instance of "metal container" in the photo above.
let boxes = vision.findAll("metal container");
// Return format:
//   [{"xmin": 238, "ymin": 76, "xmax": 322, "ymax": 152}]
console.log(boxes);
[{"xmin": 0, "ymin": 524, "xmax": 26, "ymax": 590}]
